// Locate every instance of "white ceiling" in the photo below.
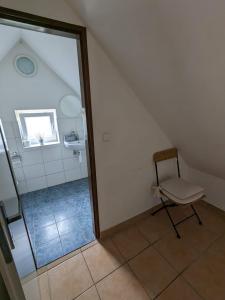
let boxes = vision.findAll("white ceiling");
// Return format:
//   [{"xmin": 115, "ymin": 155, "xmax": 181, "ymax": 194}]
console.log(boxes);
[
  {"xmin": 0, "ymin": 24, "xmax": 80, "ymax": 96},
  {"xmin": 70, "ymin": 0, "xmax": 225, "ymax": 179}
]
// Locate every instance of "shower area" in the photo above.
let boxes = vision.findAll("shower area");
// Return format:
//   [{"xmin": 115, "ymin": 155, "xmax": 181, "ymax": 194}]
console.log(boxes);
[{"xmin": 0, "ymin": 24, "xmax": 95, "ymax": 276}]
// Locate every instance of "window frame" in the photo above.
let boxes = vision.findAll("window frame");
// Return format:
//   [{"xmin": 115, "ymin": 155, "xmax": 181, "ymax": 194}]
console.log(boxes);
[{"xmin": 15, "ymin": 109, "xmax": 60, "ymax": 148}]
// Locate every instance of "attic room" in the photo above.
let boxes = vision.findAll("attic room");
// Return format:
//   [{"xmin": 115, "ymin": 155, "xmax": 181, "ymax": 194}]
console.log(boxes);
[{"xmin": 0, "ymin": 1, "xmax": 224, "ymax": 300}]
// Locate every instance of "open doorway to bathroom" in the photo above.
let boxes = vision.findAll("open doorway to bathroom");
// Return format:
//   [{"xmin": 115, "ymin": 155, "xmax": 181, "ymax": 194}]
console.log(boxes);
[{"xmin": 0, "ymin": 7, "xmax": 99, "ymax": 275}]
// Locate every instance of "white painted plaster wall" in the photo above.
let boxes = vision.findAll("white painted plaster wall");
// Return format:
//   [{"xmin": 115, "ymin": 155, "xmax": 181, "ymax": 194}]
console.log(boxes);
[{"xmin": 0, "ymin": 0, "xmax": 192, "ymax": 231}]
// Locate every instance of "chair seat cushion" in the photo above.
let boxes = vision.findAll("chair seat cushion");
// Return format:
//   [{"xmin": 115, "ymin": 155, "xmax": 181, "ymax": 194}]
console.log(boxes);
[{"xmin": 160, "ymin": 178, "xmax": 204, "ymax": 204}]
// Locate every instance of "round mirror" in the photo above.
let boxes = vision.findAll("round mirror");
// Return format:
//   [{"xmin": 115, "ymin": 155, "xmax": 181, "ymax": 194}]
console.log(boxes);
[{"xmin": 60, "ymin": 95, "xmax": 81, "ymax": 117}]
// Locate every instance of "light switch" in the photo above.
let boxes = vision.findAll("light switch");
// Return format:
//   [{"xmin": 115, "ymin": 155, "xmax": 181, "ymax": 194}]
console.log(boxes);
[{"xmin": 102, "ymin": 132, "xmax": 111, "ymax": 142}]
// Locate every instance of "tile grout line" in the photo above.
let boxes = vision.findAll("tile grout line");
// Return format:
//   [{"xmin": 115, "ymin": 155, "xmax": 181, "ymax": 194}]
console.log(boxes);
[
  {"xmin": 82, "ymin": 237, "xmax": 152, "ymax": 299},
  {"xmin": 75, "ymin": 211, "xmax": 223, "ymax": 299},
  {"xmin": 111, "ymin": 229, "xmax": 178, "ymax": 299},
  {"xmin": 151, "ymin": 227, "xmax": 225, "ymax": 299},
  {"xmin": 104, "ymin": 206, "xmax": 225, "ymax": 299},
  {"xmin": 80, "ymin": 239, "xmax": 129, "ymax": 288},
  {"xmin": 80, "ymin": 250, "xmax": 102, "ymax": 300},
  {"xmin": 23, "ymin": 178, "xmax": 93, "ymax": 269},
  {"xmin": 179, "ymin": 274, "xmax": 205, "ymax": 300},
  {"xmin": 28, "ymin": 203, "xmax": 225, "ymax": 299},
  {"xmin": 42, "ymin": 270, "xmax": 53, "ymax": 300},
  {"xmin": 125, "ymin": 263, "xmax": 152, "ymax": 299},
  {"xmin": 180, "ymin": 231, "xmax": 225, "ymax": 300},
  {"xmin": 72, "ymin": 285, "xmax": 97, "ymax": 300},
  {"xmin": 153, "ymin": 272, "xmax": 181, "ymax": 299}
]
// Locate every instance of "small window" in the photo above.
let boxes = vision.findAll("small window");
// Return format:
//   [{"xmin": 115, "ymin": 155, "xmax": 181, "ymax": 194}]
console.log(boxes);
[{"xmin": 15, "ymin": 109, "xmax": 60, "ymax": 148}]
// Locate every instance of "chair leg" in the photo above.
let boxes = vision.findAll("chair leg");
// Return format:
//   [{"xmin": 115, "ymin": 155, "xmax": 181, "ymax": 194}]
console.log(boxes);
[
  {"xmin": 152, "ymin": 203, "xmax": 177, "ymax": 216},
  {"xmin": 191, "ymin": 204, "xmax": 202, "ymax": 225},
  {"xmin": 152, "ymin": 205, "xmax": 165, "ymax": 216},
  {"xmin": 154, "ymin": 198, "xmax": 181, "ymax": 239}
]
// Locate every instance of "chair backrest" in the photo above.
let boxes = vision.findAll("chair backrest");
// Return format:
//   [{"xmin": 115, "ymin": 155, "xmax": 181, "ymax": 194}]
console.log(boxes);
[
  {"xmin": 153, "ymin": 147, "xmax": 180, "ymax": 185},
  {"xmin": 153, "ymin": 148, "xmax": 178, "ymax": 162}
]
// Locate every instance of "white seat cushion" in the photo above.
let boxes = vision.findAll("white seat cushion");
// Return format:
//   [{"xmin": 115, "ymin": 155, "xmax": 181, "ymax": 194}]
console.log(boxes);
[{"xmin": 160, "ymin": 178, "xmax": 204, "ymax": 204}]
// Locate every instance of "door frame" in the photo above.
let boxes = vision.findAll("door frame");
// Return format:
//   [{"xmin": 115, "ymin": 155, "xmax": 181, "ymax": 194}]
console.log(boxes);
[{"xmin": 0, "ymin": 6, "xmax": 100, "ymax": 239}]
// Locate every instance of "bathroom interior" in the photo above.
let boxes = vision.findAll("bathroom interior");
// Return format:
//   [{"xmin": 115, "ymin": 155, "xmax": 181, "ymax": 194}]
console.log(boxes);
[{"xmin": 0, "ymin": 23, "xmax": 95, "ymax": 277}]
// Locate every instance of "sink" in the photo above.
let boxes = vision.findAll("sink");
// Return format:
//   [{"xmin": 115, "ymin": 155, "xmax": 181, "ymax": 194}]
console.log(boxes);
[{"xmin": 64, "ymin": 140, "xmax": 85, "ymax": 151}]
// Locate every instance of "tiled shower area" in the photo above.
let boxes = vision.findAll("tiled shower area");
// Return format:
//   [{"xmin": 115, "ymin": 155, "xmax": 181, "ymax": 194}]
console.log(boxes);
[{"xmin": 21, "ymin": 179, "xmax": 94, "ymax": 268}]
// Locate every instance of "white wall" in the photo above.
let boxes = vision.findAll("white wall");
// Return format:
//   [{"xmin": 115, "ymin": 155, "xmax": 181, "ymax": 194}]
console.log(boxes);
[
  {"xmin": 187, "ymin": 167, "xmax": 225, "ymax": 212},
  {"xmin": 0, "ymin": 41, "xmax": 87, "ymax": 194},
  {"xmin": 0, "ymin": 0, "xmax": 191, "ymax": 231}
]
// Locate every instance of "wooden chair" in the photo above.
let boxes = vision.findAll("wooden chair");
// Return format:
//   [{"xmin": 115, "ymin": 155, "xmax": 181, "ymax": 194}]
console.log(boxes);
[{"xmin": 152, "ymin": 148, "xmax": 204, "ymax": 238}]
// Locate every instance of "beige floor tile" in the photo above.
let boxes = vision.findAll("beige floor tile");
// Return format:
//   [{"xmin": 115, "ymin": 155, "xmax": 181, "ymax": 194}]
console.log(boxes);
[
  {"xmin": 195, "ymin": 204, "xmax": 225, "ymax": 235},
  {"xmin": 38, "ymin": 273, "xmax": 51, "ymax": 300},
  {"xmin": 23, "ymin": 277, "xmax": 41, "ymax": 300},
  {"xmin": 129, "ymin": 247, "xmax": 177, "ymax": 299},
  {"xmin": 47, "ymin": 248, "xmax": 81, "ymax": 271},
  {"xmin": 48, "ymin": 253, "xmax": 93, "ymax": 300},
  {"xmin": 157, "ymin": 277, "xmax": 201, "ymax": 300},
  {"xmin": 111, "ymin": 226, "xmax": 149, "ymax": 260},
  {"xmin": 75, "ymin": 286, "xmax": 100, "ymax": 300},
  {"xmin": 178, "ymin": 218, "xmax": 218, "ymax": 253},
  {"xmin": 81, "ymin": 240, "xmax": 98, "ymax": 252},
  {"xmin": 137, "ymin": 210, "xmax": 171, "ymax": 243},
  {"xmin": 83, "ymin": 239, "xmax": 124, "ymax": 282},
  {"xmin": 96, "ymin": 265, "xmax": 149, "ymax": 300},
  {"xmin": 208, "ymin": 234, "xmax": 225, "ymax": 258},
  {"xmin": 168, "ymin": 204, "xmax": 193, "ymax": 224},
  {"xmin": 48, "ymin": 262, "xmax": 67, "ymax": 300},
  {"xmin": 154, "ymin": 230, "xmax": 199, "ymax": 272},
  {"xmin": 183, "ymin": 251, "xmax": 225, "ymax": 300}
]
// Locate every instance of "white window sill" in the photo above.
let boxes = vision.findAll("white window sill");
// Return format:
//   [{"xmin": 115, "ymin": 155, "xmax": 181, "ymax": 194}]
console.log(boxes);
[{"xmin": 23, "ymin": 141, "xmax": 60, "ymax": 149}]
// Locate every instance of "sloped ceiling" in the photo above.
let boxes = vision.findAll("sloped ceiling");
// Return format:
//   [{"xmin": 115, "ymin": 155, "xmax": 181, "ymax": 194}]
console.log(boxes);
[
  {"xmin": 0, "ymin": 24, "xmax": 80, "ymax": 95},
  {"xmin": 69, "ymin": 0, "xmax": 225, "ymax": 179}
]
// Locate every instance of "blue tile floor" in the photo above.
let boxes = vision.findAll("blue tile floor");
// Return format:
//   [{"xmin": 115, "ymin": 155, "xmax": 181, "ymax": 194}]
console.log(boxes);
[{"xmin": 21, "ymin": 178, "xmax": 95, "ymax": 268}]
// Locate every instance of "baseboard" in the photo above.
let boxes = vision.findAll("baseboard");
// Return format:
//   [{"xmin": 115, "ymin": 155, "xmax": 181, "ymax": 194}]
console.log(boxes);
[
  {"xmin": 100, "ymin": 203, "xmax": 162, "ymax": 239},
  {"xmin": 200, "ymin": 199, "xmax": 225, "ymax": 218},
  {"xmin": 100, "ymin": 199, "xmax": 225, "ymax": 239}
]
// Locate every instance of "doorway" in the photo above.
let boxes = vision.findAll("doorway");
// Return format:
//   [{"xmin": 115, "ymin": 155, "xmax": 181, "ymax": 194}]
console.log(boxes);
[{"xmin": 0, "ymin": 6, "xmax": 99, "ymax": 279}]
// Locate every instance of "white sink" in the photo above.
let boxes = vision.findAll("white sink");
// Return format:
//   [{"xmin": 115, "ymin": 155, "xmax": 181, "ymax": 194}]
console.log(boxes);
[{"xmin": 64, "ymin": 140, "xmax": 85, "ymax": 151}]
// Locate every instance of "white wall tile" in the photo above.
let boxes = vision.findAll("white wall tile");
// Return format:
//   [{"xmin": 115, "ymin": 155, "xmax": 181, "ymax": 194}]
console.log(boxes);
[
  {"xmin": 75, "ymin": 117, "xmax": 83, "ymax": 132},
  {"xmin": 12, "ymin": 160, "xmax": 23, "ymax": 168},
  {"xmin": 65, "ymin": 169, "xmax": 82, "ymax": 182},
  {"xmin": 15, "ymin": 138, "xmax": 24, "ymax": 154},
  {"xmin": 7, "ymin": 138, "xmax": 18, "ymax": 153},
  {"xmin": 80, "ymin": 150, "xmax": 87, "ymax": 165},
  {"xmin": 13, "ymin": 167, "xmax": 25, "ymax": 181},
  {"xmin": 61, "ymin": 147, "xmax": 74, "ymax": 159},
  {"xmin": 21, "ymin": 150, "xmax": 43, "ymax": 166},
  {"xmin": 47, "ymin": 172, "xmax": 65, "ymax": 187},
  {"xmin": 77, "ymin": 130, "xmax": 85, "ymax": 140},
  {"xmin": 3, "ymin": 122, "xmax": 14, "ymax": 138},
  {"xmin": 26, "ymin": 177, "xmax": 47, "ymax": 192},
  {"xmin": 42, "ymin": 145, "xmax": 62, "ymax": 162},
  {"xmin": 23, "ymin": 164, "xmax": 45, "ymax": 179},
  {"xmin": 12, "ymin": 122, "xmax": 21, "ymax": 138},
  {"xmin": 17, "ymin": 180, "xmax": 28, "ymax": 194},
  {"xmin": 59, "ymin": 118, "xmax": 77, "ymax": 135},
  {"xmin": 44, "ymin": 160, "xmax": 63, "ymax": 175},
  {"xmin": 63, "ymin": 157, "xmax": 80, "ymax": 171},
  {"xmin": 2, "ymin": 116, "xmax": 86, "ymax": 193},
  {"xmin": 80, "ymin": 162, "xmax": 88, "ymax": 178}
]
